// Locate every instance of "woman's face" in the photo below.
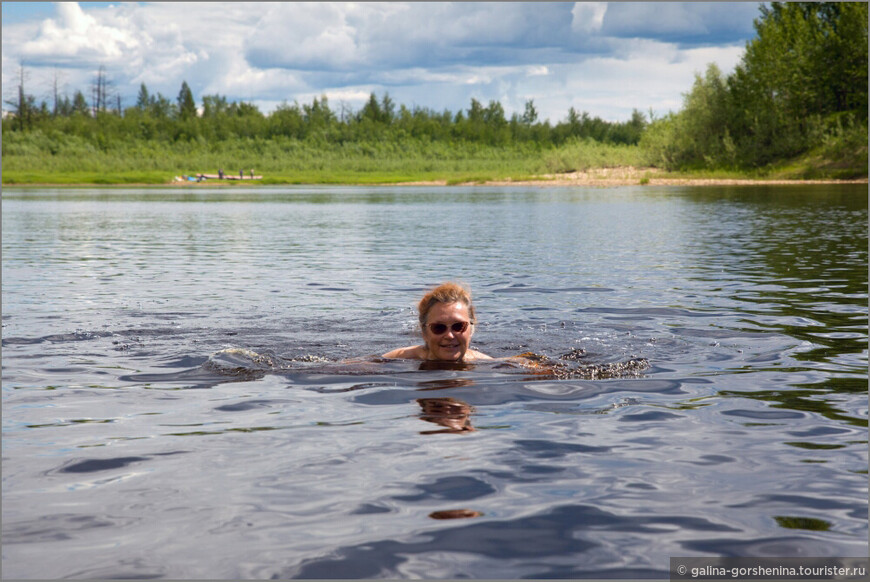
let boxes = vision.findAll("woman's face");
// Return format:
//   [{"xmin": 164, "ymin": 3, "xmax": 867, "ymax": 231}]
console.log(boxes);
[{"xmin": 422, "ymin": 301, "xmax": 474, "ymax": 361}]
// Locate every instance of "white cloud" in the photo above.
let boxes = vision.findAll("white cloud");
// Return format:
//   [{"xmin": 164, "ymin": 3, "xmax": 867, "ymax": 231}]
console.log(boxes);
[
  {"xmin": 571, "ymin": 2, "xmax": 608, "ymax": 34},
  {"xmin": 245, "ymin": 3, "xmax": 361, "ymax": 70},
  {"xmin": 323, "ymin": 89, "xmax": 372, "ymax": 102},
  {"xmin": 21, "ymin": 2, "xmax": 140, "ymax": 61},
  {"xmin": 601, "ymin": 2, "xmax": 757, "ymax": 43},
  {"xmin": 2, "ymin": 2, "xmax": 758, "ymax": 122},
  {"xmin": 542, "ymin": 41, "xmax": 746, "ymax": 121}
]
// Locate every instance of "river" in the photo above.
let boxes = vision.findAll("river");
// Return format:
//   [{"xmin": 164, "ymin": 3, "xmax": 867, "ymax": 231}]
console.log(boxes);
[{"xmin": 2, "ymin": 184, "xmax": 867, "ymax": 578}]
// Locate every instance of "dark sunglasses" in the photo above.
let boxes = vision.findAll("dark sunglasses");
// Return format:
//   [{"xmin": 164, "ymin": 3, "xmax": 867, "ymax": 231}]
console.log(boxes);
[{"xmin": 426, "ymin": 321, "xmax": 472, "ymax": 335}]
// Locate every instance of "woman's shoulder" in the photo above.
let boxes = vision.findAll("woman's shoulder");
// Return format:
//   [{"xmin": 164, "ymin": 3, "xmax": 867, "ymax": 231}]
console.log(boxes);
[
  {"xmin": 466, "ymin": 349, "xmax": 493, "ymax": 361},
  {"xmin": 382, "ymin": 345, "xmax": 428, "ymax": 359}
]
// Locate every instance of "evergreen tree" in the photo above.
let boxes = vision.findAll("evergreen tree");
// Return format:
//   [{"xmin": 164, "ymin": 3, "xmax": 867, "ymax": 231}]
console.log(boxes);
[
  {"xmin": 71, "ymin": 90, "xmax": 90, "ymax": 116},
  {"xmin": 380, "ymin": 93, "xmax": 395, "ymax": 125},
  {"xmin": 467, "ymin": 98, "xmax": 484, "ymax": 123},
  {"xmin": 360, "ymin": 92, "xmax": 383, "ymax": 124},
  {"xmin": 177, "ymin": 81, "xmax": 197, "ymax": 119},
  {"xmin": 136, "ymin": 83, "xmax": 151, "ymax": 110},
  {"xmin": 522, "ymin": 99, "xmax": 538, "ymax": 125},
  {"xmin": 56, "ymin": 94, "xmax": 73, "ymax": 117}
]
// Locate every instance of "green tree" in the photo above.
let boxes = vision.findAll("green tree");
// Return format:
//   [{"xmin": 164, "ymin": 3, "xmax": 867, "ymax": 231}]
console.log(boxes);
[
  {"xmin": 201, "ymin": 94, "xmax": 229, "ymax": 118},
  {"xmin": 360, "ymin": 92, "xmax": 383, "ymax": 124},
  {"xmin": 484, "ymin": 100, "xmax": 506, "ymax": 126},
  {"xmin": 136, "ymin": 83, "xmax": 151, "ymax": 111},
  {"xmin": 4, "ymin": 65, "xmax": 34, "ymax": 130},
  {"xmin": 651, "ymin": 2, "xmax": 868, "ymax": 170},
  {"xmin": 71, "ymin": 90, "xmax": 90, "ymax": 116},
  {"xmin": 269, "ymin": 101, "xmax": 304, "ymax": 138},
  {"xmin": 148, "ymin": 93, "xmax": 174, "ymax": 119},
  {"xmin": 177, "ymin": 81, "xmax": 197, "ymax": 119},
  {"xmin": 461, "ymin": 98, "xmax": 485, "ymax": 141},
  {"xmin": 56, "ymin": 94, "xmax": 73, "ymax": 117},
  {"xmin": 483, "ymin": 100, "xmax": 508, "ymax": 144},
  {"xmin": 728, "ymin": 2, "xmax": 868, "ymax": 165},
  {"xmin": 678, "ymin": 64, "xmax": 733, "ymax": 166},
  {"xmin": 522, "ymin": 99, "xmax": 538, "ymax": 125},
  {"xmin": 303, "ymin": 96, "xmax": 336, "ymax": 130},
  {"xmin": 745, "ymin": 2, "xmax": 868, "ymax": 120},
  {"xmin": 566, "ymin": 107, "xmax": 581, "ymax": 133},
  {"xmin": 467, "ymin": 98, "xmax": 484, "ymax": 124},
  {"xmin": 380, "ymin": 93, "xmax": 395, "ymax": 124}
]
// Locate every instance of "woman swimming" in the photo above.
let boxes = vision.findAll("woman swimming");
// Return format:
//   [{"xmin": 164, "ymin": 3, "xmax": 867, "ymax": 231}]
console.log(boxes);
[
  {"xmin": 382, "ymin": 282, "xmax": 493, "ymax": 362},
  {"xmin": 382, "ymin": 281, "xmax": 649, "ymax": 377}
]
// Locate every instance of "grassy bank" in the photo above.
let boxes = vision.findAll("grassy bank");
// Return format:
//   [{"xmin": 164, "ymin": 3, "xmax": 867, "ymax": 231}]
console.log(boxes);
[
  {"xmin": 1, "ymin": 131, "xmax": 548, "ymax": 185},
  {"xmin": 2, "ymin": 131, "xmax": 865, "ymax": 186}
]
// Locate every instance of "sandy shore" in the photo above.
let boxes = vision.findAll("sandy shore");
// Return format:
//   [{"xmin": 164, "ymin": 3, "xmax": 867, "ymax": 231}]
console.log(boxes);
[{"xmin": 396, "ymin": 167, "xmax": 869, "ymax": 187}]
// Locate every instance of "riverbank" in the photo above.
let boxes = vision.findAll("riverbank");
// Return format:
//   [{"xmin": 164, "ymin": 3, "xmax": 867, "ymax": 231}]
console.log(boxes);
[
  {"xmin": 394, "ymin": 167, "xmax": 869, "ymax": 187},
  {"xmin": 6, "ymin": 166, "xmax": 866, "ymax": 189},
  {"xmin": 4, "ymin": 128, "xmax": 865, "ymax": 188}
]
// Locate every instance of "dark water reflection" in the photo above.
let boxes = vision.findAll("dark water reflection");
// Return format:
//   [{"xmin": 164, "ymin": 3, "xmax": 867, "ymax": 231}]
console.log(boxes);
[
  {"xmin": 417, "ymin": 398, "xmax": 476, "ymax": 434},
  {"xmin": 2, "ymin": 185, "xmax": 867, "ymax": 579}
]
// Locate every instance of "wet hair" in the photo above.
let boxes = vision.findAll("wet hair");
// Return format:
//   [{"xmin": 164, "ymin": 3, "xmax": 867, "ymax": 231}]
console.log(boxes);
[{"xmin": 418, "ymin": 282, "xmax": 477, "ymax": 327}]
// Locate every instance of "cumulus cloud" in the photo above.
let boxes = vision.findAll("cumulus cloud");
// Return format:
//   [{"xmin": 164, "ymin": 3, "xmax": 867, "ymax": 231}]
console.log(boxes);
[
  {"xmin": 550, "ymin": 41, "xmax": 746, "ymax": 120},
  {"xmin": 2, "ymin": 2, "xmax": 759, "ymax": 122},
  {"xmin": 600, "ymin": 2, "xmax": 758, "ymax": 45},
  {"xmin": 244, "ymin": 2, "xmax": 577, "ymax": 72},
  {"xmin": 571, "ymin": 2, "xmax": 608, "ymax": 34},
  {"xmin": 245, "ymin": 3, "xmax": 361, "ymax": 71},
  {"xmin": 20, "ymin": 2, "xmax": 141, "ymax": 63}
]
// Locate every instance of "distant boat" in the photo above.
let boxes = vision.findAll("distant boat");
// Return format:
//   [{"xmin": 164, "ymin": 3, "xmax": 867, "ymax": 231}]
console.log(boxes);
[
  {"xmin": 197, "ymin": 173, "xmax": 263, "ymax": 181},
  {"xmin": 176, "ymin": 172, "xmax": 263, "ymax": 182}
]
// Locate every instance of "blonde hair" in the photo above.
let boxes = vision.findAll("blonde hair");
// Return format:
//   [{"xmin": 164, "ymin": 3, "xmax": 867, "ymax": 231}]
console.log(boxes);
[{"xmin": 418, "ymin": 282, "xmax": 476, "ymax": 326}]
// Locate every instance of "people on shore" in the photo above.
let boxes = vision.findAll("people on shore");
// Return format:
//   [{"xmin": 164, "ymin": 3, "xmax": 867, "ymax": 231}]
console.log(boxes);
[{"xmin": 383, "ymin": 282, "xmax": 492, "ymax": 362}]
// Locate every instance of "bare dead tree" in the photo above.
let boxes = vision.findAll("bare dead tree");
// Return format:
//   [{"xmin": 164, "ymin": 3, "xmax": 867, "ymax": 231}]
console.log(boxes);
[
  {"xmin": 90, "ymin": 65, "xmax": 115, "ymax": 115},
  {"xmin": 91, "ymin": 66, "xmax": 102, "ymax": 115},
  {"xmin": 51, "ymin": 68, "xmax": 68, "ymax": 116},
  {"xmin": 4, "ymin": 64, "xmax": 33, "ymax": 129}
]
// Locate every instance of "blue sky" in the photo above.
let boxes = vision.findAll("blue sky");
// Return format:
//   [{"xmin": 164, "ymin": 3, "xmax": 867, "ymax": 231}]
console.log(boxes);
[{"xmin": 2, "ymin": 2, "xmax": 762, "ymax": 122}]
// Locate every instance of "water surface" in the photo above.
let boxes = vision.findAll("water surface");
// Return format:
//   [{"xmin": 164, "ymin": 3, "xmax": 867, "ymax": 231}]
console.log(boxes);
[{"xmin": 2, "ymin": 185, "xmax": 867, "ymax": 578}]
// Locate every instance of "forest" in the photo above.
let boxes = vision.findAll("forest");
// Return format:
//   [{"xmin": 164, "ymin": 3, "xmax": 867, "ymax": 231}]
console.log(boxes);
[{"xmin": 2, "ymin": 2, "xmax": 867, "ymax": 184}]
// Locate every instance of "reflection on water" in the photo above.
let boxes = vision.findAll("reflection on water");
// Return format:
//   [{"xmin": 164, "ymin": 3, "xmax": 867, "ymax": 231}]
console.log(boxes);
[
  {"xmin": 2, "ymin": 185, "xmax": 867, "ymax": 579},
  {"xmin": 429, "ymin": 509, "xmax": 483, "ymax": 520},
  {"xmin": 418, "ymin": 398, "xmax": 476, "ymax": 434},
  {"xmin": 417, "ymin": 360, "xmax": 478, "ymax": 372}
]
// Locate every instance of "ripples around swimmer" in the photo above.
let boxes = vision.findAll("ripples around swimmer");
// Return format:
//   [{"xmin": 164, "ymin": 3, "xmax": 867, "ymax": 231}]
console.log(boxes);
[{"xmin": 199, "ymin": 346, "xmax": 650, "ymax": 384}]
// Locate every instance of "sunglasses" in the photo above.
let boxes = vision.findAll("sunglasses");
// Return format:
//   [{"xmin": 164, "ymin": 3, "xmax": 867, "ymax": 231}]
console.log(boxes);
[{"xmin": 426, "ymin": 321, "xmax": 472, "ymax": 335}]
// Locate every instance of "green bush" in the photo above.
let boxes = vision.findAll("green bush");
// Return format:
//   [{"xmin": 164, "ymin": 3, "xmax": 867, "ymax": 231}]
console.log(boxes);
[{"xmin": 543, "ymin": 138, "xmax": 649, "ymax": 173}]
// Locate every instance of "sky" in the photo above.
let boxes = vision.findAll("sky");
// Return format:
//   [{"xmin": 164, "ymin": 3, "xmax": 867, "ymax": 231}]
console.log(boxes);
[{"xmin": 2, "ymin": 2, "xmax": 763, "ymax": 123}]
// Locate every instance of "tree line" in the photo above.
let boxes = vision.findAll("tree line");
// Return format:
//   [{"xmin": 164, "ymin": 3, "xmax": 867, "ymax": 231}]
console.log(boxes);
[
  {"xmin": 4, "ymin": 2, "xmax": 867, "ymax": 173},
  {"xmin": 4, "ymin": 69, "xmax": 648, "ymax": 148},
  {"xmin": 641, "ymin": 2, "xmax": 867, "ymax": 170}
]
